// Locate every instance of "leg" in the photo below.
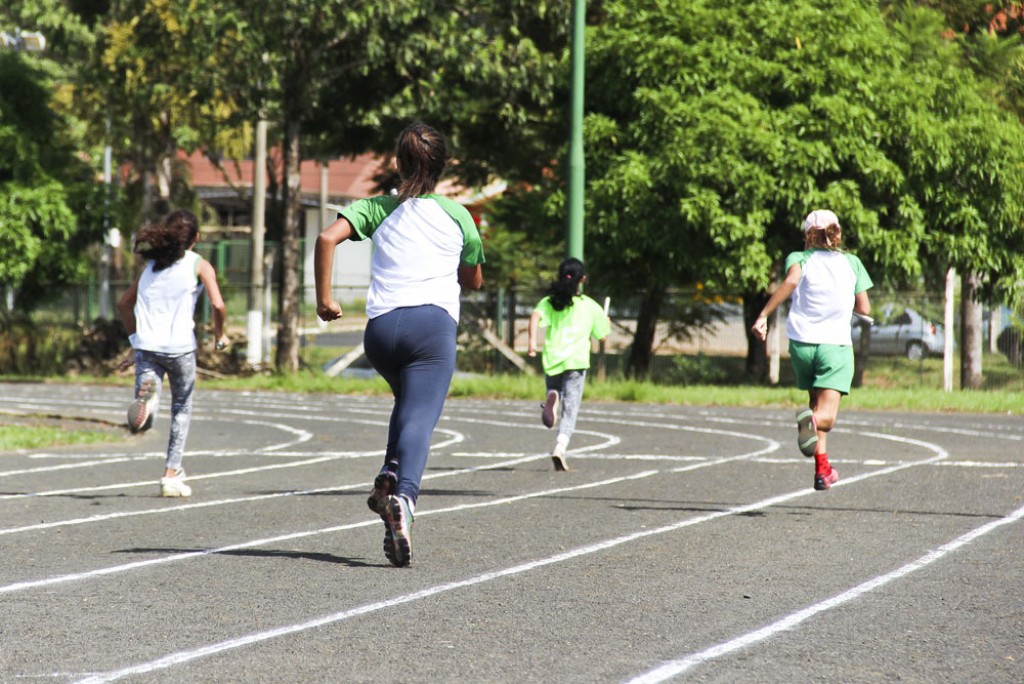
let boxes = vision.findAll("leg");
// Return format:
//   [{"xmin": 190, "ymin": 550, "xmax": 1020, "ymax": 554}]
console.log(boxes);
[
  {"xmin": 551, "ymin": 370, "xmax": 586, "ymax": 470},
  {"xmin": 163, "ymin": 352, "xmax": 196, "ymax": 475},
  {"xmin": 364, "ymin": 306, "xmax": 456, "ymax": 506},
  {"xmin": 809, "ymin": 387, "xmax": 842, "ymax": 456},
  {"xmin": 556, "ymin": 370, "xmax": 586, "ymax": 446},
  {"xmin": 808, "ymin": 344, "xmax": 853, "ymax": 491},
  {"xmin": 364, "ymin": 306, "xmax": 456, "ymax": 567}
]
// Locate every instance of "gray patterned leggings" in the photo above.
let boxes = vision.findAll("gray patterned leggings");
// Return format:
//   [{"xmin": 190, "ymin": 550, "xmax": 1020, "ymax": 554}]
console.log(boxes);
[
  {"xmin": 134, "ymin": 349, "xmax": 196, "ymax": 471},
  {"xmin": 545, "ymin": 369, "xmax": 587, "ymax": 447}
]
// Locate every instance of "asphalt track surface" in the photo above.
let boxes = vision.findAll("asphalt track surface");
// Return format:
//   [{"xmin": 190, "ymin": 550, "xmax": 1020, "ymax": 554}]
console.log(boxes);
[{"xmin": 0, "ymin": 381, "xmax": 1021, "ymax": 683}]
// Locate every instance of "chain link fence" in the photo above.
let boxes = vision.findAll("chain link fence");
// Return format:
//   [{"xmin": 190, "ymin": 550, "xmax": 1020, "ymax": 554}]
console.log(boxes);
[{"xmin": 5, "ymin": 269, "xmax": 1023, "ymax": 390}]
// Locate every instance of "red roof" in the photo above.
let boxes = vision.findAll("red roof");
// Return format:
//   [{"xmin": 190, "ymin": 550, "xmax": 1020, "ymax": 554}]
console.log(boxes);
[{"xmin": 179, "ymin": 149, "xmax": 384, "ymax": 200}]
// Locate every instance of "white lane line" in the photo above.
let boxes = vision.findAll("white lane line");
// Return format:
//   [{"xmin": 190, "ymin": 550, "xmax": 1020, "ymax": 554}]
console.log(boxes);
[
  {"xmin": 2, "ymin": 469, "xmax": 658, "ymax": 596},
  {"xmin": 625, "ymin": 500, "xmax": 1024, "ymax": 683},
  {"xmin": 0, "ymin": 457, "xmax": 135, "ymax": 477},
  {"xmin": 71, "ymin": 435, "xmax": 948, "ymax": 683},
  {"xmin": 0, "ymin": 428, "xmax": 459, "ymax": 500},
  {"xmin": 0, "ymin": 449, "xmax": 539, "ymax": 537}
]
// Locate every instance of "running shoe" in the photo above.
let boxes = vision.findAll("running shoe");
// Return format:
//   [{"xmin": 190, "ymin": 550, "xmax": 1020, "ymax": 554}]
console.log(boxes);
[
  {"xmin": 814, "ymin": 468, "xmax": 839, "ymax": 491},
  {"xmin": 160, "ymin": 468, "xmax": 192, "ymax": 497},
  {"xmin": 382, "ymin": 494, "xmax": 414, "ymax": 567},
  {"xmin": 366, "ymin": 463, "xmax": 398, "ymax": 515},
  {"xmin": 795, "ymin": 408, "xmax": 818, "ymax": 457},
  {"xmin": 542, "ymin": 390, "xmax": 560, "ymax": 429},
  {"xmin": 127, "ymin": 379, "xmax": 158, "ymax": 434},
  {"xmin": 551, "ymin": 440, "xmax": 569, "ymax": 472}
]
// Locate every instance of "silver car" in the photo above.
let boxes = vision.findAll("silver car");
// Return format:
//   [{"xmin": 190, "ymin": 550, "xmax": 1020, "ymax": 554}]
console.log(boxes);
[{"xmin": 851, "ymin": 305, "xmax": 946, "ymax": 360}]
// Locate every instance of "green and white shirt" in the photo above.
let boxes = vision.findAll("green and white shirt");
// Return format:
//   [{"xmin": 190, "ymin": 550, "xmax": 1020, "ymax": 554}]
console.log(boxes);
[
  {"xmin": 534, "ymin": 294, "xmax": 611, "ymax": 376},
  {"xmin": 339, "ymin": 194, "xmax": 485, "ymax": 322},
  {"xmin": 784, "ymin": 249, "xmax": 873, "ymax": 346}
]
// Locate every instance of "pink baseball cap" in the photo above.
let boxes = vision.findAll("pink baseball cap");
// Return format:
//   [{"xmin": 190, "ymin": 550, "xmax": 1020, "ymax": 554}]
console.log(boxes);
[{"xmin": 802, "ymin": 209, "xmax": 840, "ymax": 233}]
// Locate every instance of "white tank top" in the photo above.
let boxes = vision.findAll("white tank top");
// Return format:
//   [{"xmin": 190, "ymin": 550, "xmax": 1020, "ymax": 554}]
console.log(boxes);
[{"xmin": 129, "ymin": 251, "xmax": 204, "ymax": 354}]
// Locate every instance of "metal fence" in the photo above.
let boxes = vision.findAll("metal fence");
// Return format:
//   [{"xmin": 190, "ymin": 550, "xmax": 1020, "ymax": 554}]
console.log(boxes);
[{"xmin": 6, "ymin": 276, "xmax": 1023, "ymax": 389}]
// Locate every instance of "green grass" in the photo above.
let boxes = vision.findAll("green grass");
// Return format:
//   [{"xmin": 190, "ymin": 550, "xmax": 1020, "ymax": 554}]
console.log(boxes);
[
  {"xmin": 0, "ymin": 423, "xmax": 116, "ymax": 451},
  {"xmin": 7, "ymin": 348, "xmax": 1023, "ymax": 415}
]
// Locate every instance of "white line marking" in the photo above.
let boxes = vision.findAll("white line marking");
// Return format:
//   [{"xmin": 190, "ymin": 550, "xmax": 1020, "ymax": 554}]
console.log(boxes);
[
  {"xmin": 624, "ymin": 501, "xmax": 1024, "ymax": 683},
  {"xmin": 3, "ymin": 469, "xmax": 657, "ymax": 596},
  {"xmin": 70, "ymin": 435, "xmax": 950, "ymax": 682}
]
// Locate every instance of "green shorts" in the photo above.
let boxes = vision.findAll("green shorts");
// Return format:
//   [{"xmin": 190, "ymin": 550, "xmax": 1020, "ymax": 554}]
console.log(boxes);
[{"xmin": 788, "ymin": 341, "xmax": 854, "ymax": 395}]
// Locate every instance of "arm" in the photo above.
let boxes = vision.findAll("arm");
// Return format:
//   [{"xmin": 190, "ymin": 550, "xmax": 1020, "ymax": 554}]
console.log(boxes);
[
  {"xmin": 527, "ymin": 311, "xmax": 542, "ymax": 357},
  {"xmin": 853, "ymin": 291, "xmax": 871, "ymax": 318},
  {"xmin": 751, "ymin": 263, "xmax": 802, "ymax": 342},
  {"xmin": 315, "ymin": 217, "xmax": 355, "ymax": 321},
  {"xmin": 117, "ymin": 278, "xmax": 140, "ymax": 337},
  {"xmin": 458, "ymin": 263, "xmax": 483, "ymax": 290},
  {"xmin": 197, "ymin": 259, "xmax": 229, "ymax": 348}
]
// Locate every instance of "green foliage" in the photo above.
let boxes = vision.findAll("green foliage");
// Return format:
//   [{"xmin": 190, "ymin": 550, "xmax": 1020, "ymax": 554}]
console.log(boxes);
[{"xmin": 0, "ymin": 50, "xmax": 103, "ymax": 310}]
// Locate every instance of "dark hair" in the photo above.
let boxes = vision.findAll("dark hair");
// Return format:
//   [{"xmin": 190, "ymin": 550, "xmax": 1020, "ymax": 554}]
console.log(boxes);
[
  {"xmin": 134, "ymin": 209, "xmax": 200, "ymax": 270},
  {"xmin": 546, "ymin": 258, "xmax": 585, "ymax": 311},
  {"xmin": 395, "ymin": 122, "xmax": 448, "ymax": 201}
]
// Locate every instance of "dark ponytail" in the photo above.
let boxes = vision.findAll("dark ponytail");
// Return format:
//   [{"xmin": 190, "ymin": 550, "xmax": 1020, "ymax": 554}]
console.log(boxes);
[
  {"xmin": 134, "ymin": 209, "xmax": 199, "ymax": 271},
  {"xmin": 546, "ymin": 258, "xmax": 585, "ymax": 311},
  {"xmin": 395, "ymin": 122, "xmax": 448, "ymax": 201}
]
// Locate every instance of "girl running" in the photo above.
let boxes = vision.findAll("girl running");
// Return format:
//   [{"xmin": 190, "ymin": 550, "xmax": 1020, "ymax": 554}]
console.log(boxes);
[
  {"xmin": 117, "ymin": 209, "xmax": 229, "ymax": 497},
  {"xmin": 751, "ymin": 209, "xmax": 873, "ymax": 490},
  {"xmin": 528, "ymin": 258, "xmax": 611, "ymax": 471},
  {"xmin": 314, "ymin": 122, "xmax": 485, "ymax": 567}
]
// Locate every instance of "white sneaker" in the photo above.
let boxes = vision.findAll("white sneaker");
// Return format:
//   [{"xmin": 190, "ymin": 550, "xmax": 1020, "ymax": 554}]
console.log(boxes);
[
  {"xmin": 551, "ymin": 439, "xmax": 569, "ymax": 472},
  {"xmin": 160, "ymin": 469, "xmax": 192, "ymax": 497},
  {"xmin": 128, "ymin": 379, "xmax": 158, "ymax": 434}
]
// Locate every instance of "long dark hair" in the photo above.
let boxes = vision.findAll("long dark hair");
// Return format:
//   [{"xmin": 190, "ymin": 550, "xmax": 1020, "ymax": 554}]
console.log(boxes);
[
  {"xmin": 546, "ymin": 258, "xmax": 585, "ymax": 311},
  {"xmin": 134, "ymin": 209, "xmax": 199, "ymax": 271},
  {"xmin": 395, "ymin": 122, "xmax": 448, "ymax": 201}
]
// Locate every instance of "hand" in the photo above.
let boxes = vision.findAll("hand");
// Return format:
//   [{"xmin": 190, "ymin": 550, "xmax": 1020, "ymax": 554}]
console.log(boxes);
[
  {"xmin": 116, "ymin": 354, "xmax": 135, "ymax": 372},
  {"xmin": 528, "ymin": 349, "xmax": 536, "ymax": 357},
  {"xmin": 751, "ymin": 316, "xmax": 768, "ymax": 342},
  {"xmin": 215, "ymin": 335, "xmax": 230, "ymax": 351},
  {"xmin": 317, "ymin": 300, "xmax": 343, "ymax": 322}
]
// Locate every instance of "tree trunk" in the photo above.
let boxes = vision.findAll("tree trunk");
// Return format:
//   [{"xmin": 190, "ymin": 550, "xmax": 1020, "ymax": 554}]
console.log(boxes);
[
  {"xmin": 960, "ymin": 271, "xmax": 983, "ymax": 390},
  {"xmin": 275, "ymin": 119, "xmax": 302, "ymax": 373},
  {"xmin": 742, "ymin": 291, "xmax": 769, "ymax": 381},
  {"xmin": 625, "ymin": 287, "xmax": 664, "ymax": 379}
]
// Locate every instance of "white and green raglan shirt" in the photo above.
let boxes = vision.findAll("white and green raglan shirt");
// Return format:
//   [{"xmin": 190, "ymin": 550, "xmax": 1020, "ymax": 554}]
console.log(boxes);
[
  {"xmin": 784, "ymin": 249, "xmax": 873, "ymax": 346},
  {"xmin": 339, "ymin": 194, "xmax": 485, "ymax": 323}
]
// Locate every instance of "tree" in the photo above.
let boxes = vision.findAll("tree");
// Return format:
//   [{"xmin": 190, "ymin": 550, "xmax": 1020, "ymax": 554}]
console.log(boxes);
[
  {"xmin": 76, "ymin": 0, "xmax": 252, "ymax": 224},
  {"xmin": 497, "ymin": 0, "xmax": 1024, "ymax": 379},
  {"xmin": 0, "ymin": 42, "xmax": 105, "ymax": 314}
]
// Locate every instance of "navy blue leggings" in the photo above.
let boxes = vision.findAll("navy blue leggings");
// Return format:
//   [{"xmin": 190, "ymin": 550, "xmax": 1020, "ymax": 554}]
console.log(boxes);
[{"xmin": 363, "ymin": 305, "xmax": 457, "ymax": 504}]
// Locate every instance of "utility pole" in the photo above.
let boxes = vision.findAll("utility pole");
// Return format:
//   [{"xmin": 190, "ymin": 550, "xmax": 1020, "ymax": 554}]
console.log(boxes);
[
  {"xmin": 566, "ymin": 0, "xmax": 585, "ymax": 261},
  {"xmin": 246, "ymin": 118, "xmax": 268, "ymax": 368}
]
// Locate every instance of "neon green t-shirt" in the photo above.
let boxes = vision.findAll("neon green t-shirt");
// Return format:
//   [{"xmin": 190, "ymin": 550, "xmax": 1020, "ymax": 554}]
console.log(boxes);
[{"xmin": 534, "ymin": 294, "xmax": 611, "ymax": 375}]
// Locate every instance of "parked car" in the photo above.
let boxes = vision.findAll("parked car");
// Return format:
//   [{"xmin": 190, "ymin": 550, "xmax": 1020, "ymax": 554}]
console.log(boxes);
[{"xmin": 851, "ymin": 305, "xmax": 946, "ymax": 360}]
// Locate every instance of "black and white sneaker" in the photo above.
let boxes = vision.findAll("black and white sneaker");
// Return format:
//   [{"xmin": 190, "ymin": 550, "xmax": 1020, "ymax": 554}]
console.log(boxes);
[
  {"xmin": 367, "ymin": 463, "xmax": 398, "ymax": 515},
  {"xmin": 383, "ymin": 495, "xmax": 414, "ymax": 567}
]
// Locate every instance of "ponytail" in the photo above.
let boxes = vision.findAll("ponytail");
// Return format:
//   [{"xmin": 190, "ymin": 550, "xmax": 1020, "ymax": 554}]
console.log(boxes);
[
  {"xmin": 546, "ymin": 258, "xmax": 585, "ymax": 311},
  {"xmin": 395, "ymin": 123, "xmax": 448, "ymax": 201}
]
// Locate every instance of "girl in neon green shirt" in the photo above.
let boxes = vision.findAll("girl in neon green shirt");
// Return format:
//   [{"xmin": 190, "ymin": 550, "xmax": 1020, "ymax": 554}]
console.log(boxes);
[{"xmin": 528, "ymin": 258, "xmax": 611, "ymax": 471}]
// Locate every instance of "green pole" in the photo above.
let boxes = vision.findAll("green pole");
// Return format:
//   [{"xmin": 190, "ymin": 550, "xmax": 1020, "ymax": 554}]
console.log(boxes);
[{"xmin": 567, "ymin": 0, "xmax": 585, "ymax": 261}]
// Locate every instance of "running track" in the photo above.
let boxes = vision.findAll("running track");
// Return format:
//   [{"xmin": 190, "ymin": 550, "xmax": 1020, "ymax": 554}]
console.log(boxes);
[{"xmin": 0, "ymin": 381, "xmax": 1021, "ymax": 683}]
